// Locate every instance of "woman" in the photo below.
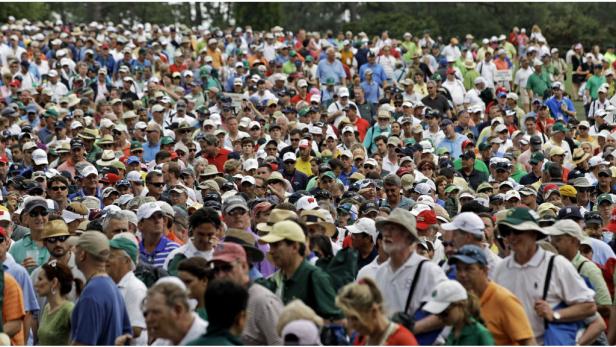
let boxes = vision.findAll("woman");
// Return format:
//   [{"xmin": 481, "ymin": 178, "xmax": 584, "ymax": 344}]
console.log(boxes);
[
  {"xmin": 35, "ymin": 260, "xmax": 81, "ymax": 345},
  {"xmin": 417, "ymin": 160, "xmax": 436, "ymax": 180},
  {"xmin": 337, "ymin": 277, "xmax": 418, "ymax": 345},
  {"xmin": 390, "ymin": 121, "xmax": 402, "ymax": 137},
  {"xmin": 177, "ymin": 257, "xmax": 213, "ymax": 321},
  {"xmin": 435, "ymin": 176, "xmax": 449, "ymax": 202},
  {"xmin": 423, "ymin": 280, "xmax": 494, "ymax": 346}
]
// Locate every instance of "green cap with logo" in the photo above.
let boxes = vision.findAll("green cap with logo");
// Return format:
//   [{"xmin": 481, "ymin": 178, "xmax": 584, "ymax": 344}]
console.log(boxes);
[
  {"xmin": 497, "ymin": 207, "xmax": 545, "ymax": 238},
  {"xmin": 130, "ymin": 141, "xmax": 143, "ymax": 151},
  {"xmin": 552, "ymin": 122, "xmax": 566, "ymax": 133},
  {"xmin": 530, "ymin": 152, "xmax": 545, "ymax": 165},
  {"xmin": 109, "ymin": 237, "xmax": 138, "ymax": 264},
  {"xmin": 160, "ymin": 136, "xmax": 174, "ymax": 146},
  {"xmin": 298, "ymin": 107, "xmax": 310, "ymax": 117},
  {"xmin": 598, "ymin": 193, "xmax": 614, "ymax": 205}
]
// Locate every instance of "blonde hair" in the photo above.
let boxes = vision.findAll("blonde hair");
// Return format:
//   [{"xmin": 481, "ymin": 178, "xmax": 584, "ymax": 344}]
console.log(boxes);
[
  {"xmin": 276, "ymin": 299, "xmax": 324, "ymax": 336},
  {"xmin": 452, "ymin": 291, "xmax": 482, "ymax": 324},
  {"xmin": 336, "ymin": 277, "xmax": 384, "ymax": 326}
]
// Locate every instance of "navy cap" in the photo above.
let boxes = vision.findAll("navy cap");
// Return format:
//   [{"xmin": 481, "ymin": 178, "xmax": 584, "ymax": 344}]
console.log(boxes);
[
  {"xmin": 557, "ymin": 205, "xmax": 583, "ymax": 221},
  {"xmin": 448, "ymin": 244, "xmax": 488, "ymax": 266},
  {"xmin": 440, "ymin": 118, "xmax": 453, "ymax": 127},
  {"xmin": 55, "ymin": 121, "xmax": 65, "ymax": 129}
]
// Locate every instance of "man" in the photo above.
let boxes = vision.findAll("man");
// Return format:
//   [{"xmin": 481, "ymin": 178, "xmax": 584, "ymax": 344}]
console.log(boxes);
[
  {"xmin": 71, "ymin": 231, "xmax": 132, "ymax": 345},
  {"xmin": 494, "ymin": 207, "xmax": 597, "ymax": 344},
  {"xmin": 374, "ymin": 208, "xmax": 447, "ymax": 335},
  {"xmin": 281, "ymin": 152, "xmax": 309, "ymax": 191},
  {"xmin": 208, "ymin": 242, "xmax": 283, "ymax": 345},
  {"xmin": 10, "ymin": 198, "xmax": 50, "ymax": 271},
  {"xmin": 520, "ymin": 152, "xmax": 545, "ymax": 185},
  {"xmin": 545, "ymin": 81, "xmax": 576, "ymax": 122},
  {"xmin": 164, "ymin": 207, "xmax": 223, "ymax": 274},
  {"xmin": 316, "ymin": 47, "xmax": 346, "ymax": 86},
  {"xmin": 441, "ymin": 212, "xmax": 502, "ymax": 277},
  {"xmin": 107, "ymin": 235, "xmax": 147, "ymax": 343},
  {"xmin": 137, "ymin": 202, "xmax": 180, "ymax": 268},
  {"xmin": 545, "ymin": 219, "xmax": 612, "ymax": 318},
  {"xmin": 347, "ymin": 218, "xmax": 378, "ymax": 271},
  {"xmin": 457, "ymin": 151, "xmax": 488, "ymax": 190},
  {"xmin": 526, "ymin": 60, "xmax": 551, "ymax": 101},
  {"xmin": 120, "ymin": 280, "xmax": 208, "ymax": 345},
  {"xmin": 187, "ymin": 280, "xmax": 247, "ymax": 345},
  {"xmin": 143, "ymin": 123, "xmax": 162, "ymax": 163},
  {"xmin": 421, "ymin": 80, "xmax": 452, "ymax": 117},
  {"xmin": 46, "ymin": 175, "xmax": 70, "ymax": 211},
  {"xmin": 449, "ymin": 245, "xmax": 536, "ymax": 345},
  {"xmin": 259, "ymin": 220, "xmax": 342, "ymax": 320},
  {"xmin": 144, "ymin": 171, "xmax": 165, "ymax": 201},
  {"xmin": 381, "ymin": 174, "xmax": 413, "ymax": 210},
  {"xmin": 437, "ymin": 118, "xmax": 468, "ymax": 159}
]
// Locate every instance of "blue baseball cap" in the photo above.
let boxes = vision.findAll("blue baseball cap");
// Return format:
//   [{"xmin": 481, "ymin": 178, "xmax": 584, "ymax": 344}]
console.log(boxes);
[
  {"xmin": 25, "ymin": 104, "xmax": 38, "ymax": 114},
  {"xmin": 127, "ymin": 156, "xmax": 140, "ymax": 165},
  {"xmin": 448, "ymin": 244, "xmax": 487, "ymax": 266}
]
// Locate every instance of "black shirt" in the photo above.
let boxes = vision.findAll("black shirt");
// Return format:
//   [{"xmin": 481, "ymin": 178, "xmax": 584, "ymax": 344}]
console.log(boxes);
[
  {"xmin": 457, "ymin": 168, "xmax": 488, "ymax": 191},
  {"xmin": 421, "ymin": 94, "xmax": 451, "ymax": 115},
  {"xmin": 357, "ymin": 247, "xmax": 378, "ymax": 271}
]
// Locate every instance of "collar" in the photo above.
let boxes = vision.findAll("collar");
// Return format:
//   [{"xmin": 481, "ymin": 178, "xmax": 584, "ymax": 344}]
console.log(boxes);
[
  {"xmin": 508, "ymin": 245, "xmax": 544, "ymax": 269},
  {"xmin": 117, "ymin": 271, "xmax": 136, "ymax": 288}
]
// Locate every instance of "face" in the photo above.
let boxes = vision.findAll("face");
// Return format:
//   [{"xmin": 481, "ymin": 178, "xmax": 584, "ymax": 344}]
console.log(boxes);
[
  {"xmin": 224, "ymin": 207, "xmax": 250, "ymax": 229},
  {"xmin": 384, "ymin": 184, "xmax": 400, "ymax": 203},
  {"xmin": 105, "ymin": 218, "xmax": 129, "ymax": 240},
  {"xmin": 144, "ymin": 292, "xmax": 177, "ymax": 341},
  {"xmin": 381, "ymin": 223, "xmax": 411, "ymax": 254},
  {"xmin": 48, "ymin": 180, "xmax": 69, "ymax": 200},
  {"xmin": 35, "ymin": 270, "xmax": 53, "ymax": 297},
  {"xmin": 456, "ymin": 262, "xmax": 487, "ymax": 292},
  {"xmin": 505, "ymin": 229, "xmax": 537, "ymax": 255},
  {"xmin": 106, "ymin": 248, "xmax": 131, "ymax": 283},
  {"xmin": 192, "ymin": 222, "xmax": 221, "ymax": 251},
  {"xmin": 25, "ymin": 207, "xmax": 49, "ymax": 232},
  {"xmin": 44, "ymin": 234, "xmax": 70, "ymax": 258},
  {"xmin": 178, "ymin": 270, "xmax": 208, "ymax": 301},
  {"xmin": 139, "ymin": 212, "xmax": 165, "ymax": 235},
  {"xmin": 212, "ymin": 259, "xmax": 247, "ymax": 285},
  {"xmin": 146, "ymin": 175, "xmax": 165, "ymax": 196}
]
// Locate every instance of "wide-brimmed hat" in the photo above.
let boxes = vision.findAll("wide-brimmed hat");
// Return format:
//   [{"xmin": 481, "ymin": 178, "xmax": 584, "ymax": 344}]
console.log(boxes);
[
  {"xmin": 300, "ymin": 209, "xmax": 336, "ymax": 237},
  {"xmin": 96, "ymin": 150, "xmax": 116, "ymax": 166},
  {"xmin": 224, "ymin": 228, "xmax": 265, "ymax": 263},
  {"xmin": 571, "ymin": 148, "xmax": 591, "ymax": 165}
]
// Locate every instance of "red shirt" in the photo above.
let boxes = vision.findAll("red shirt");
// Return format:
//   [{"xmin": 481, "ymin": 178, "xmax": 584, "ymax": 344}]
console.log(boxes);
[
  {"xmin": 205, "ymin": 148, "xmax": 230, "ymax": 172},
  {"xmin": 353, "ymin": 118, "xmax": 370, "ymax": 142},
  {"xmin": 354, "ymin": 324, "xmax": 418, "ymax": 346}
]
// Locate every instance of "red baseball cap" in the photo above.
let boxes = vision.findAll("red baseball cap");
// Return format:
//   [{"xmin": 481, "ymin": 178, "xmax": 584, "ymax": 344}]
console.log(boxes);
[
  {"xmin": 396, "ymin": 167, "xmax": 412, "ymax": 177},
  {"xmin": 211, "ymin": 242, "xmax": 247, "ymax": 264},
  {"xmin": 0, "ymin": 155, "xmax": 8, "ymax": 164},
  {"xmin": 100, "ymin": 173, "xmax": 120, "ymax": 185},
  {"xmin": 416, "ymin": 210, "xmax": 437, "ymax": 231},
  {"xmin": 543, "ymin": 183, "xmax": 559, "ymax": 193},
  {"xmin": 9, "ymin": 80, "xmax": 20, "ymax": 88},
  {"xmin": 0, "ymin": 226, "xmax": 8, "ymax": 238}
]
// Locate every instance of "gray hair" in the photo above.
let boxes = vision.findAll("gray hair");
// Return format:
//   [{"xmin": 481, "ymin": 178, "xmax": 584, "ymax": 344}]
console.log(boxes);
[
  {"xmin": 383, "ymin": 174, "xmax": 401, "ymax": 187},
  {"xmin": 102, "ymin": 211, "xmax": 129, "ymax": 233}
]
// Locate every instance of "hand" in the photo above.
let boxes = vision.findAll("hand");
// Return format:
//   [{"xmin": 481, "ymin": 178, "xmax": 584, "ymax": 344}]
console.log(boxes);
[
  {"xmin": 114, "ymin": 334, "xmax": 133, "ymax": 346},
  {"xmin": 268, "ymin": 183, "xmax": 285, "ymax": 199},
  {"xmin": 534, "ymin": 300, "xmax": 554, "ymax": 321},
  {"xmin": 22, "ymin": 257, "xmax": 37, "ymax": 269},
  {"xmin": 560, "ymin": 103, "xmax": 568, "ymax": 112}
]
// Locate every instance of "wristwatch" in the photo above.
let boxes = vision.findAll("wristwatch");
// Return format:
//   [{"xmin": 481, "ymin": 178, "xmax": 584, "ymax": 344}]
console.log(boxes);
[{"xmin": 553, "ymin": 311, "xmax": 561, "ymax": 321}]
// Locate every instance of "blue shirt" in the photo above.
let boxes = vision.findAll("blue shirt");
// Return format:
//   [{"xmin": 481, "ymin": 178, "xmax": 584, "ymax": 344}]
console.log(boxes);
[
  {"xmin": 71, "ymin": 276, "xmax": 132, "ymax": 345},
  {"xmin": 142, "ymin": 141, "xmax": 161, "ymax": 163},
  {"xmin": 359, "ymin": 63, "xmax": 387, "ymax": 86},
  {"xmin": 140, "ymin": 236, "xmax": 180, "ymax": 268},
  {"xmin": 4, "ymin": 255, "xmax": 40, "ymax": 313},
  {"xmin": 437, "ymin": 134, "xmax": 469, "ymax": 160},
  {"xmin": 545, "ymin": 96, "xmax": 575, "ymax": 123},
  {"xmin": 360, "ymin": 80, "xmax": 380, "ymax": 104},
  {"xmin": 316, "ymin": 59, "xmax": 346, "ymax": 85},
  {"xmin": 338, "ymin": 167, "xmax": 358, "ymax": 187}
]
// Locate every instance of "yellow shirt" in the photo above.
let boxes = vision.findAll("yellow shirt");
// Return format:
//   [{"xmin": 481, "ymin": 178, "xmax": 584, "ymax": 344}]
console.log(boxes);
[
  {"xmin": 295, "ymin": 157, "xmax": 313, "ymax": 176},
  {"xmin": 480, "ymin": 281, "xmax": 534, "ymax": 345}
]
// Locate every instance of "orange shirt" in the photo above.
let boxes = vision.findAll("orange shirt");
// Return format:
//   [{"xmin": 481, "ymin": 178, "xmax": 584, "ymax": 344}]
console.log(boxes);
[
  {"xmin": 166, "ymin": 229, "xmax": 185, "ymax": 246},
  {"xmin": 4, "ymin": 273, "xmax": 25, "ymax": 346},
  {"xmin": 480, "ymin": 281, "xmax": 534, "ymax": 345}
]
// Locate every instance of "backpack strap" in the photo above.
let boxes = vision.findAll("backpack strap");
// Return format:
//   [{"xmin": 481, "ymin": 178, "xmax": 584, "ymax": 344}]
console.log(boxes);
[
  {"xmin": 542, "ymin": 254, "xmax": 556, "ymax": 329},
  {"xmin": 576, "ymin": 260, "xmax": 588, "ymax": 273},
  {"xmin": 403, "ymin": 259, "xmax": 428, "ymax": 314}
]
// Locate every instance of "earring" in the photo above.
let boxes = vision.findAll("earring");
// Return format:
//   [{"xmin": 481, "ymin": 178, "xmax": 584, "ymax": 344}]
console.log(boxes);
[{"xmin": 51, "ymin": 288, "xmax": 56, "ymax": 295}]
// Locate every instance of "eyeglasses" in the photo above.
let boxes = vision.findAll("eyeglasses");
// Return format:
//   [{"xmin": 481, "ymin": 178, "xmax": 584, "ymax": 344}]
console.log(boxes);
[
  {"xmin": 45, "ymin": 235, "xmax": 69, "ymax": 243},
  {"xmin": 290, "ymin": 138, "xmax": 300, "ymax": 142},
  {"xmin": 148, "ymin": 182, "xmax": 165, "ymax": 188},
  {"xmin": 189, "ymin": 148, "xmax": 196, "ymax": 152},
  {"xmin": 212, "ymin": 262, "xmax": 235, "ymax": 274},
  {"xmin": 442, "ymin": 240, "xmax": 454, "ymax": 247},
  {"xmin": 29, "ymin": 209, "xmax": 49, "ymax": 218},
  {"xmin": 132, "ymin": 149, "xmax": 143, "ymax": 154},
  {"xmin": 51, "ymin": 185, "xmax": 68, "ymax": 191},
  {"xmin": 364, "ymin": 164, "xmax": 375, "ymax": 169}
]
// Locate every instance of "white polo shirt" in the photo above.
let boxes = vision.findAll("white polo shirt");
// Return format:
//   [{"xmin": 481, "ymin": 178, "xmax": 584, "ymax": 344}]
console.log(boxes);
[
  {"xmin": 117, "ymin": 271, "xmax": 148, "ymax": 345},
  {"xmin": 375, "ymin": 251, "xmax": 447, "ymax": 315},
  {"xmin": 493, "ymin": 247, "xmax": 595, "ymax": 343}
]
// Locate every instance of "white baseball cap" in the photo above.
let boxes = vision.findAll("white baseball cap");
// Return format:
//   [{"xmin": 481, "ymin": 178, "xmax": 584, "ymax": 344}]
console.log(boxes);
[
  {"xmin": 338, "ymin": 87, "xmax": 349, "ymax": 98},
  {"xmin": 346, "ymin": 218, "xmax": 378, "ymax": 244},
  {"xmin": 441, "ymin": 212, "xmax": 485, "ymax": 236},
  {"xmin": 80, "ymin": 165, "xmax": 98, "ymax": 178},
  {"xmin": 543, "ymin": 219, "xmax": 586, "ymax": 241},
  {"xmin": 505, "ymin": 190, "xmax": 521, "ymax": 201},
  {"xmin": 240, "ymin": 176, "xmax": 256, "ymax": 185},
  {"xmin": 126, "ymin": 171, "xmax": 143, "ymax": 182},
  {"xmin": 243, "ymin": 158, "xmax": 258, "ymax": 171},
  {"xmin": 296, "ymin": 196, "xmax": 319, "ymax": 211},
  {"xmin": 137, "ymin": 202, "xmax": 163, "ymax": 222},
  {"xmin": 32, "ymin": 149, "xmax": 48, "ymax": 165},
  {"xmin": 283, "ymin": 152, "xmax": 297, "ymax": 162},
  {"xmin": 423, "ymin": 280, "xmax": 468, "ymax": 314}
]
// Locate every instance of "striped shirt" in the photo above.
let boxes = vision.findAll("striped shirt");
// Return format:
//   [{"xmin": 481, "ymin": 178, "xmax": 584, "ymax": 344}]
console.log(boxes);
[{"xmin": 139, "ymin": 237, "xmax": 180, "ymax": 268}]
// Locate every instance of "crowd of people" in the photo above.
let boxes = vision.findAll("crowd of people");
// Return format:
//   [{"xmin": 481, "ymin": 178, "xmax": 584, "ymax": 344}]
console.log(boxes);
[{"xmin": 0, "ymin": 14, "xmax": 615, "ymax": 346}]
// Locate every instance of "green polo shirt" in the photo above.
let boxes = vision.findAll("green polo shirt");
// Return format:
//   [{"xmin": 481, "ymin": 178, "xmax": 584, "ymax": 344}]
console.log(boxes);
[
  {"xmin": 586, "ymin": 75, "xmax": 607, "ymax": 100},
  {"xmin": 271, "ymin": 259, "xmax": 343, "ymax": 320},
  {"xmin": 572, "ymin": 252, "xmax": 612, "ymax": 306},
  {"xmin": 445, "ymin": 318, "xmax": 494, "ymax": 346},
  {"xmin": 8, "ymin": 233, "xmax": 50, "ymax": 273},
  {"xmin": 453, "ymin": 158, "xmax": 489, "ymax": 174},
  {"xmin": 187, "ymin": 327, "xmax": 242, "ymax": 346},
  {"xmin": 526, "ymin": 71, "xmax": 551, "ymax": 98},
  {"xmin": 86, "ymin": 145, "xmax": 103, "ymax": 164}
]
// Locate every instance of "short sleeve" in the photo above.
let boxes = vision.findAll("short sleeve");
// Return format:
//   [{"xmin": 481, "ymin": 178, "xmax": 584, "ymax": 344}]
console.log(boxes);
[
  {"xmin": 70, "ymin": 296, "xmax": 102, "ymax": 345},
  {"xmin": 3, "ymin": 273, "xmax": 25, "ymax": 322}
]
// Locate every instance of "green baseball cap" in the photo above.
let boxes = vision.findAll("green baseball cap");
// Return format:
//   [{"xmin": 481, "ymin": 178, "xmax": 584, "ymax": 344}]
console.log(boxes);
[
  {"xmin": 478, "ymin": 142, "xmax": 490, "ymax": 151},
  {"xmin": 552, "ymin": 122, "xmax": 566, "ymax": 133},
  {"xmin": 476, "ymin": 182, "xmax": 493, "ymax": 193},
  {"xmin": 109, "ymin": 237, "xmax": 138, "ymax": 264},
  {"xmin": 436, "ymin": 147, "xmax": 450, "ymax": 156},
  {"xmin": 130, "ymin": 141, "xmax": 143, "ymax": 151},
  {"xmin": 530, "ymin": 152, "xmax": 545, "ymax": 165},
  {"xmin": 320, "ymin": 171, "xmax": 336, "ymax": 180},
  {"xmin": 325, "ymin": 78, "xmax": 335, "ymax": 85},
  {"xmin": 497, "ymin": 207, "xmax": 545, "ymax": 238},
  {"xmin": 160, "ymin": 136, "xmax": 174, "ymax": 146},
  {"xmin": 598, "ymin": 193, "xmax": 614, "ymax": 205},
  {"xmin": 444, "ymin": 185, "xmax": 460, "ymax": 194},
  {"xmin": 44, "ymin": 109, "xmax": 59, "ymax": 118},
  {"xmin": 298, "ymin": 107, "xmax": 310, "ymax": 117}
]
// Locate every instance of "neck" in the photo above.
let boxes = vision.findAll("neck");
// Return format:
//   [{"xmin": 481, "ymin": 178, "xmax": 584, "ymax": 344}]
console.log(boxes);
[
  {"xmin": 282, "ymin": 255, "xmax": 304, "ymax": 279},
  {"xmin": 368, "ymin": 315, "xmax": 391, "ymax": 344},
  {"xmin": 55, "ymin": 251, "xmax": 71, "ymax": 265},
  {"xmin": 143, "ymin": 233, "xmax": 162, "ymax": 251},
  {"xmin": 84, "ymin": 264, "xmax": 107, "ymax": 281},
  {"xmin": 171, "ymin": 313, "xmax": 195, "ymax": 345},
  {"xmin": 359, "ymin": 245, "xmax": 374, "ymax": 258},
  {"xmin": 83, "ymin": 186, "xmax": 96, "ymax": 195},
  {"xmin": 473, "ymin": 279, "xmax": 489, "ymax": 297},
  {"xmin": 389, "ymin": 246, "xmax": 413, "ymax": 272},
  {"xmin": 513, "ymin": 244, "xmax": 538, "ymax": 265},
  {"xmin": 47, "ymin": 292, "xmax": 65, "ymax": 311},
  {"xmin": 30, "ymin": 228, "xmax": 42, "ymax": 242}
]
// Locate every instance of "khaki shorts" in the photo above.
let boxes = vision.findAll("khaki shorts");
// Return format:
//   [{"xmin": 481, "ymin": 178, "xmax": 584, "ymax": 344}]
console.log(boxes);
[{"xmin": 520, "ymin": 88, "xmax": 530, "ymax": 105}]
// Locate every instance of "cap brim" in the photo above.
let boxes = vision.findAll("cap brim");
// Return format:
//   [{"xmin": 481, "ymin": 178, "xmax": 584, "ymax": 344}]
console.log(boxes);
[
  {"xmin": 259, "ymin": 232, "xmax": 285, "ymax": 243},
  {"xmin": 440, "ymin": 222, "xmax": 458, "ymax": 231},
  {"xmin": 448, "ymin": 254, "xmax": 484, "ymax": 266},
  {"xmin": 499, "ymin": 220, "xmax": 544, "ymax": 234},
  {"xmin": 423, "ymin": 300, "xmax": 451, "ymax": 315}
]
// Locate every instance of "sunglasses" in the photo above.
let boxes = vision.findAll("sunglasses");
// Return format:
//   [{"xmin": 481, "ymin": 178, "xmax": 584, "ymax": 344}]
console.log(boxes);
[
  {"xmin": 29, "ymin": 209, "xmax": 49, "ymax": 218},
  {"xmin": 227, "ymin": 209, "xmax": 247, "ymax": 217},
  {"xmin": 45, "ymin": 235, "xmax": 70, "ymax": 243},
  {"xmin": 148, "ymin": 182, "xmax": 165, "ymax": 188},
  {"xmin": 212, "ymin": 262, "xmax": 234, "ymax": 274},
  {"xmin": 50, "ymin": 185, "xmax": 67, "ymax": 191},
  {"xmin": 364, "ymin": 164, "xmax": 375, "ymax": 169}
]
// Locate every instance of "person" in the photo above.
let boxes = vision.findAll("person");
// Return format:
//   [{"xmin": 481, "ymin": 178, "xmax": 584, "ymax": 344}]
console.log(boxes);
[
  {"xmin": 336, "ymin": 277, "xmax": 418, "ymax": 345},
  {"xmin": 373, "ymin": 208, "xmax": 447, "ymax": 335},
  {"xmin": 9, "ymin": 197, "xmax": 51, "ymax": 272},
  {"xmin": 422, "ymin": 279, "xmax": 495, "ymax": 345},
  {"xmin": 448, "ymin": 244, "xmax": 536, "ymax": 345},
  {"xmin": 177, "ymin": 257, "xmax": 212, "ymax": 321},
  {"xmin": 164, "ymin": 207, "xmax": 223, "ymax": 274},
  {"xmin": 187, "ymin": 279, "xmax": 248, "ymax": 345},
  {"xmin": 34, "ymin": 260, "xmax": 77, "ymax": 346},
  {"xmin": 347, "ymin": 218, "xmax": 378, "ymax": 271},
  {"xmin": 137, "ymin": 202, "xmax": 180, "ymax": 268},
  {"xmin": 71, "ymin": 231, "xmax": 132, "ymax": 345},
  {"xmin": 107, "ymin": 235, "xmax": 148, "ymax": 343},
  {"xmin": 259, "ymin": 220, "xmax": 343, "ymax": 320},
  {"xmin": 208, "ymin": 242, "xmax": 284, "ymax": 345},
  {"xmin": 493, "ymin": 207, "xmax": 597, "ymax": 344}
]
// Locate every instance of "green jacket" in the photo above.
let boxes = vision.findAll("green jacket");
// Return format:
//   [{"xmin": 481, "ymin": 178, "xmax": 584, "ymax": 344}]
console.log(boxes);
[
  {"xmin": 86, "ymin": 145, "xmax": 103, "ymax": 165},
  {"xmin": 445, "ymin": 318, "xmax": 494, "ymax": 346},
  {"xmin": 315, "ymin": 247, "xmax": 358, "ymax": 292},
  {"xmin": 187, "ymin": 327, "xmax": 242, "ymax": 346}
]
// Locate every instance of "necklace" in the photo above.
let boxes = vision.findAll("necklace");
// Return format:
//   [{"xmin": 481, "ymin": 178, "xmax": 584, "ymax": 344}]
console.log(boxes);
[{"xmin": 368, "ymin": 321, "xmax": 395, "ymax": 346}]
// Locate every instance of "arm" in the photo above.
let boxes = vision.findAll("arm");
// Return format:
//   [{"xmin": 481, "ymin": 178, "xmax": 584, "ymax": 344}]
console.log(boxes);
[
  {"xmin": 413, "ymin": 314, "xmax": 444, "ymax": 334},
  {"xmin": 536, "ymin": 301, "xmax": 596, "ymax": 323},
  {"xmin": 517, "ymin": 337, "xmax": 537, "ymax": 346},
  {"xmin": 23, "ymin": 312, "xmax": 32, "ymax": 343},
  {"xmin": 609, "ymin": 305, "xmax": 616, "ymax": 345},
  {"xmin": 4, "ymin": 319, "xmax": 21, "ymax": 338},
  {"xmin": 578, "ymin": 313, "xmax": 607, "ymax": 346}
]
